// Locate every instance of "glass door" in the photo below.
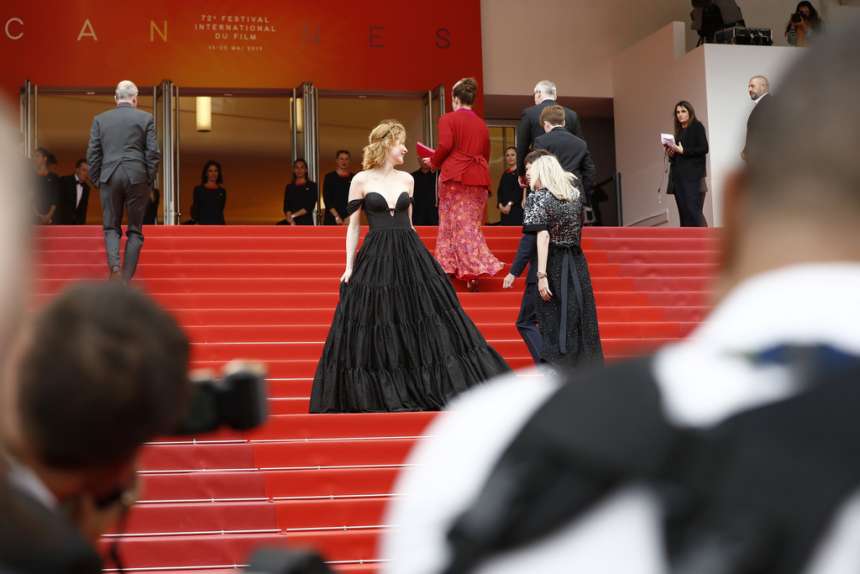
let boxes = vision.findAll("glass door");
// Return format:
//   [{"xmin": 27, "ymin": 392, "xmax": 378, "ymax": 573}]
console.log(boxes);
[
  {"xmin": 422, "ymin": 84, "xmax": 446, "ymax": 148},
  {"xmin": 293, "ymin": 82, "xmax": 319, "ymax": 223}
]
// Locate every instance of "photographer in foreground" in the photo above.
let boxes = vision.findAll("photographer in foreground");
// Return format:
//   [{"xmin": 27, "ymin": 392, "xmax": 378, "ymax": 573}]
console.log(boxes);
[{"xmin": 0, "ymin": 283, "xmax": 191, "ymax": 574}]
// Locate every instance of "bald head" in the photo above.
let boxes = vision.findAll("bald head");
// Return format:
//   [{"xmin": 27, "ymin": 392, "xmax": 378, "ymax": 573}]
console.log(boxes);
[
  {"xmin": 720, "ymin": 18, "xmax": 860, "ymax": 294},
  {"xmin": 748, "ymin": 75, "xmax": 769, "ymax": 101}
]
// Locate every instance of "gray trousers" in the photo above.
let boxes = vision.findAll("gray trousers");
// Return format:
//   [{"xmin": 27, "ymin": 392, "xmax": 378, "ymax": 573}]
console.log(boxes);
[{"xmin": 100, "ymin": 165, "xmax": 150, "ymax": 280}]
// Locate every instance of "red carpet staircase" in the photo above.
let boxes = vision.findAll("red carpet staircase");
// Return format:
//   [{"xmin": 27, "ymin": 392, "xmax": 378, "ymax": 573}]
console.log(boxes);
[{"xmin": 36, "ymin": 225, "xmax": 717, "ymax": 573}]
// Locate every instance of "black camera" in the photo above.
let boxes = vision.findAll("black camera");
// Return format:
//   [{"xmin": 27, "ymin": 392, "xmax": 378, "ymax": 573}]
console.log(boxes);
[
  {"xmin": 791, "ymin": 12, "xmax": 803, "ymax": 24},
  {"xmin": 173, "ymin": 360, "xmax": 269, "ymax": 435}
]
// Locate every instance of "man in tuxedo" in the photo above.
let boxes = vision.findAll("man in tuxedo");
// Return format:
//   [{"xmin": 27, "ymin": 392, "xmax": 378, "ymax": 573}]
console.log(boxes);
[
  {"xmin": 534, "ymin": 105, "xmax": 597, "ymax": 203},
  {"xmin": 86, "ymin": 80, "xmax": 160, "ymax": 281},
  {"xmin": 56, "ymin": 159, "xmax": 90, "ymax": 225},
  {"xmin": 516, "ymin": 80, "xmax": 583, "ymax": 178},
  {"xmin": 743, "ymin": 74, "xmax": 772, "ymax": 160},
  {"xmin": 501, "ymin": 149, "xmax": 551, "ymax": 364}
]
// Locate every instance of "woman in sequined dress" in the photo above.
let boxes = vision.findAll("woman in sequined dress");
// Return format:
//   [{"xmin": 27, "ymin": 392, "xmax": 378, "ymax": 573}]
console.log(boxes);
[{"xmin": 523, "ymin": 154, "xmax": 603, "ymax": 368}]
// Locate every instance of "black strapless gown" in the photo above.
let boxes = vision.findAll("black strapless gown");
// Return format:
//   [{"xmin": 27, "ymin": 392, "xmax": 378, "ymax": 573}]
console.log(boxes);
[{"xmin": 309, "ymin": 191, "xmax": 511, "ymax": 412}]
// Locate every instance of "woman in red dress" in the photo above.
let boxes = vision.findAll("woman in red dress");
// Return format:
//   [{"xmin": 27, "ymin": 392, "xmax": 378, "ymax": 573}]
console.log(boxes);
[{"xmin": 425, "ymin": 78, "xmax": 503, "ymax": 291}]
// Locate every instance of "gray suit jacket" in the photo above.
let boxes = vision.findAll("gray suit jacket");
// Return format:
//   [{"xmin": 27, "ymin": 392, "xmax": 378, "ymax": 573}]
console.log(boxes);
[{"xmin": 86, "ymin": 103, "xmax": 160, "ymax": 186}]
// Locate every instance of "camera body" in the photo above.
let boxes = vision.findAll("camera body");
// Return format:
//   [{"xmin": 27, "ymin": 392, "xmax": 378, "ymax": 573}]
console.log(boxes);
[
  {"xmin": 791, "ymin": 12, "xmax": 804, "ymax": 24},
  {"xmin": 173, "ymin": 360, "xmax": 269, "ymax": 436}
]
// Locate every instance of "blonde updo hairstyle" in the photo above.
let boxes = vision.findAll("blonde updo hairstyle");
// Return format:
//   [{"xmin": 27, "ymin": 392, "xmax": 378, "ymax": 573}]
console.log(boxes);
[
  {"xmin": 362, "ymin": 119, "xmax": 406, "ymax": 170},
  {"xmin": 528, "ymin": 155, "xmax": 579, "ymax": 203}
]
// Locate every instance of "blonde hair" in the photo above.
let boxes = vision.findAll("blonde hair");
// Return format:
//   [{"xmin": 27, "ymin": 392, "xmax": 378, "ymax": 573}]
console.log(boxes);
[
  {"xmin": 529, "ymin": 155, "xmax": 579, "ymax": 203},
  {"xmin": 363, "ymin": 119, "xmax": 406, "ymax": 170}
]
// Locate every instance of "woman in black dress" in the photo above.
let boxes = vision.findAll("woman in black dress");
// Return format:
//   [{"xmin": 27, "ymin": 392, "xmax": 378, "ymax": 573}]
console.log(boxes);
[
  {"xmin": 524, "ymin": 154, "xmax": 603, "ymax": 369},
  {"xmin": 497, "ymin": 146, "xmax": 524, "ymax": 225},
  {"xmin": 665, "ymin": 101, "xmax": 708, "ymax": 227},
  {"xmin": 33, "ymin": 147, "xmax": 59, "ymax": 225},
  {"xmin": 322, "ymin": 150, "xmax": 353, "ymax": 225},
  {"xmin": 190, "ymin": 160, "xmax": 227, "ymax": 224},
  {"xmin": 283, "ymin": 158, "xmax": 317, "ymax": 225},
  {"xmin": 310, "ymin": 120, "xmax": 510, "ymax": 413}
]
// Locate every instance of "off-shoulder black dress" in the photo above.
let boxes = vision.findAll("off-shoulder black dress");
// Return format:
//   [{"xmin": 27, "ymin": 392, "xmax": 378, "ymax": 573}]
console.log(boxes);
[{"xmin": 309, "ymin": 191, "xmax": 510, "ymax": 412}]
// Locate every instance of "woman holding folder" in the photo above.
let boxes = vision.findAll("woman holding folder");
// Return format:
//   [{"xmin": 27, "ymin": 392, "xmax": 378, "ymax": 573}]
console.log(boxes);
[{"xmin": 423, "ymin": 77, "xmax": 503, "ymax": 291}]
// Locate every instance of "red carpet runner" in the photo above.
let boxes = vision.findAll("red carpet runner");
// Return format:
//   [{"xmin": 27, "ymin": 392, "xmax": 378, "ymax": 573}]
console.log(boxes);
[{"xmin": 36, "ymin": 225, "xmax": 717, "ymax": 573}]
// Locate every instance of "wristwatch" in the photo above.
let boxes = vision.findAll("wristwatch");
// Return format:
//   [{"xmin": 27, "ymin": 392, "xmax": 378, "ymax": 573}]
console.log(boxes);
[{"xmin": 537, "ymin": 272, "xmax": 548, "ymax": 279}]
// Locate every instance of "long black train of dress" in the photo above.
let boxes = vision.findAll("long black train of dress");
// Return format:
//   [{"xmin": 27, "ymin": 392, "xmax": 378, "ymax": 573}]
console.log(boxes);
[
  {"xmin": 523, "ymin": 188, "xmax": 603, "ymax": 368},
  {"xmin": 310, "ymin": 191, "xmax": 511, "ymax": 412}
]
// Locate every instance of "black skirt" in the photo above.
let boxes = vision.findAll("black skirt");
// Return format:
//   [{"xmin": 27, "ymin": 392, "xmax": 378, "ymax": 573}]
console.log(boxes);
[
  {"xmin": 310, "ymin": 227, "xmax": 511, "ymax": 412},
  {"xmin": 537, "ymin": 243, "xmax": 603, "ymax": 368}
]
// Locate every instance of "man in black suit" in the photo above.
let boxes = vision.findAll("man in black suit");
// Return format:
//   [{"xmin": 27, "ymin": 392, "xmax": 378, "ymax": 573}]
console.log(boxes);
[
  {"xmin": 502, "ymin": 149, "xmax": 551, "ymax": 364},
  {"xmin": 56, "ymin": 159, "xmax": 91, "ymax": 225},
  {"xmin": 0, "ymin": 284, "xmax": 190, "ymax": 574},
  {"xmin": 516, "ymin": 80, "xmax": 583, "ymax": 178},
  {"xmin": 533, "ymin": 105, "xmax": 597, "ymax": 203},
  {"xmin": 743, "ymin": 74, "xmax": 772, "ymax": 161},
  {"xmin": 87, "ymin": 80, "xmax": 160, "ymax": 281}
]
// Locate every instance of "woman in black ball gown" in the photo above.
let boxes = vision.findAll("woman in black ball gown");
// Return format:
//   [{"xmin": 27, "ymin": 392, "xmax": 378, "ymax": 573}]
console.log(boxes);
[{"xmin": 310, "ymin": 120, "xmax": 510, "ymax": 413}]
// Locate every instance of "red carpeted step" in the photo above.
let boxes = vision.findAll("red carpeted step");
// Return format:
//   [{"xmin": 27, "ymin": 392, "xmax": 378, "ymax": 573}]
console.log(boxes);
[
  {"xmin": 36, "ymin": 275, "xmax": 713, "ymax": 295},
  {"xmin": 269, "ymin": 397, "xmax": 311, "ymax": 414},
  {"xmin": 35, "ymin": 262, "xmax": 717, "ymax": 280},
  {"xmin": 40, "ymin": 224, "xmax": 717, "ymax": 238},
  {"xmin": 119, "ymin": 497, "xmax": 390, "ymax": 535},
  {"xmin": 182, "ymin": 322, "xmax": 695, "ymax": 343},
  {"xmin": 140, "ymin": 438, "xmax": 416, "ymax": 471},
  {"xmin": 36, "ymin": 290, "xmax": 704, "ymax": 309},
  {"xmin": 35, "ymin": 235, "xmax": 716, "ymax": 253},
  {"xmin": 140, "ymin": 467, "xmax": 400, "ymax": 501},
  {"xmin": 105, "ymin": 529, "xmax": 383, "ymax": 568},
  {"xmin": 170, "ymin": 305, "xmax": 709, "ymax": 326},
  {"xmin": 189, "ymin": 355, "xmax": 580, "ymax": 380},
  {"xmin": 37, "ymin": 247, "xmax": 718, "ymax": 266},
  {"xmin": 187, "ymin": 338, "xmax": 671, "ymax": 363},
  {"xmin": 161, "ymin": 412, "xmax": 436, "ymax": 443}
]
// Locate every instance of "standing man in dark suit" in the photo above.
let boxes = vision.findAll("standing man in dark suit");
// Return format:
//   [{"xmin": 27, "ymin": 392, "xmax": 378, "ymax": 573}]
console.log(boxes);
[
  {"xmin": 534, "ymin": 105, "xmax": 597, "ymax": 203},
  {"xmin": 56, "ymin": 159, "xmax": 91, "ymax": 225},
  {"xmin": 516, "ymin": 80, "xmax": 583, "ymax": 179},
  {"xmin": 87, "ymin": 80, "xmax": 160, "ymax": 281},
  {"xmin": 743, "ymin": 75, "xmax": 772, "ymax": 161},
  {"xmin": 502, "ymin": 149, "xmax": 551, "ymax": 364}
]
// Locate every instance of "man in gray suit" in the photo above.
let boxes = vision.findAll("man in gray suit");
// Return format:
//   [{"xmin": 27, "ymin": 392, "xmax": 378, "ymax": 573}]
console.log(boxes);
[{"xmin": 86, "ymin": 80, "xmax": 160, "ymax": 281}]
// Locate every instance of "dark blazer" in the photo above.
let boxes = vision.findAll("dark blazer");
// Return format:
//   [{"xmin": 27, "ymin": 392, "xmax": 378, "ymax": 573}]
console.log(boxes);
[
  {"xmin": 510, "ymin": 232, "xmax": 537, "ymax": 284},
  {"xmin": 670, "ymin": 120, "xmax": 709, "ymax": 181},
  {"xmin": 0, "ymin": 473, "xmax": 102, "ymax": 574},
  {"xmin": 86, "ymin": 103, "xmax": 160, "ymax": 187},
  {"xmin": 517, "ymin": 99, "xmax": 583, "ymax": 176},
  {"xmin": 744, "ymin": 92, "xmax": 773, "ymax": 159},
  {"xmin": 56, "ymin": 175, "xmax": 90, "ymax": 224},
  {"xmin": 534, "ymin": 127, "xmax": 597, "ymax": 199}
]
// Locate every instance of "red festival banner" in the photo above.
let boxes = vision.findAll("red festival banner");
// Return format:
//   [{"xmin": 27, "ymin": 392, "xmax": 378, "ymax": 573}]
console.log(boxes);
[{"xmin": 0, "ymin": 0, "xmax": 483, "ymax": 108}]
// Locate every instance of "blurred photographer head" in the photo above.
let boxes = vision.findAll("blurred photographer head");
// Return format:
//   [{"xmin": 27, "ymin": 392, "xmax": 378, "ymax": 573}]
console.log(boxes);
[{"xmin": 1, "ymin": 283, "xmax": 189, "ymax": 544}]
